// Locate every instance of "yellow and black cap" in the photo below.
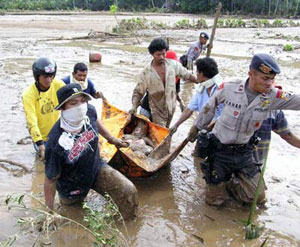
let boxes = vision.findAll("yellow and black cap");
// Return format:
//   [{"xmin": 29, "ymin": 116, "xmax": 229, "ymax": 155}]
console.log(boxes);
[
  {"xmin": 250, "ymin": 53, "xmax": 280, "ymax": 74},
  {"xmin": 55, "ymin": 83, "xmax": 92, "ymax": 110}
]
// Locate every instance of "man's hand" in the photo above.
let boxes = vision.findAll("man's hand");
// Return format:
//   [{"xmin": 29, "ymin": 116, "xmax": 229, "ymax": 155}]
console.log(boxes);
[
  {"xmin": 39, "ymin": 144, "xmax": 45, "ymax": 160},
  {"xmin": 207, "ymin": 43, "xmax": 213, "ymax": 49},
  {"xmin": 187, "ymin": 125, "xmax": 199, "ymax": 142},
  {"xmin": 169, "ymin": 125, "xmax": 178, "ymax": 135},
  {"xmin": 127, "ymin": 108, "xmax": 137, "ymax": 122},
  {"xmin": 94, "ymin": 91, "xmax": 106, "ymax": 100},
  {"xmin": 108, "ymin": 136, "xmax": 129, "ymax": 148}
]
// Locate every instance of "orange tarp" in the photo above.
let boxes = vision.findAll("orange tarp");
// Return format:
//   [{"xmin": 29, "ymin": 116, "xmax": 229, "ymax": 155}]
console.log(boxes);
[{"xmin": 99, "ymin": 100, "xmax": 170, "ymax": 177}]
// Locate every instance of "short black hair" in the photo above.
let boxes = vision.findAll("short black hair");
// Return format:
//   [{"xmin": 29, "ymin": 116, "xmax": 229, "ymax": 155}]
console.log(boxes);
[
  {"xmin": 73, "ymin": 62, "xmax": 88, "ymax": 74},
  {"xmin": 148, "ymin": 38, "xmax": 169, "ymax": 54},
  {"xmin": 196, "ymin": 57, "xmax": 218, "ymax": 79}
]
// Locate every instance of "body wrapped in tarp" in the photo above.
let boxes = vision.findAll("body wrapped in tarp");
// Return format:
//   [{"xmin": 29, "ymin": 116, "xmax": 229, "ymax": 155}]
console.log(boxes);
[{"xmin": 99, "ymin": 100, "xmax": 171, "ymax": 177}]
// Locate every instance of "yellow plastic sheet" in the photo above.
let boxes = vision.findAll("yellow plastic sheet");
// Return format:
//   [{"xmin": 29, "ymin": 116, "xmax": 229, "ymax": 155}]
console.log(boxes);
[{"xmin": 99, "ymin": 100, "xmax": 170, "ymax": 177}]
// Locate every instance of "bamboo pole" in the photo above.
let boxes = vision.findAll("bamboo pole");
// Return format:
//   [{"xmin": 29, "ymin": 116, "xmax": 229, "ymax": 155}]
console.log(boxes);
[
  {"xmin": 245, "ymin": 151, "xmax": 268, "ymax": 239},
  {"xmin": 206, "ymin": 2, "xmax": 222, "ymax": 58}
]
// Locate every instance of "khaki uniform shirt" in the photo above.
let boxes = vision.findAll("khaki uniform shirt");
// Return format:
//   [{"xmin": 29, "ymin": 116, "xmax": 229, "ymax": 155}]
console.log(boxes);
[
  {"xmin": 132, "ymin": 59, "xmax": 193, "ymax": 127},
  {"xmin": 186, "ymin": 41, "xmax": 206, "ymax": 63},
  {"xmin": 195, "ymin": 79, "xmax": 300, "ymax": 144}
]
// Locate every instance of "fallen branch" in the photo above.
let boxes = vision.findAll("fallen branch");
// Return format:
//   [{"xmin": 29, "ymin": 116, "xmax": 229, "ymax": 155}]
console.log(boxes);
[
  {"xmin": 40, "ymin": 31, "xmax": 127, "ymax": 42},
  {"xmin": 0, "ymin": 159, "xmax": 30, "ymax": 173}
]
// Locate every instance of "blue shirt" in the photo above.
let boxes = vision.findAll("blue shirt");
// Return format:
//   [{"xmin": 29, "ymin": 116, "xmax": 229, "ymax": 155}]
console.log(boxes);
[
  {"xmin": 254, "ymin": 110, "xmax": 290, "ymax": 164},
  {"xmin": 62, "ymin": 75, "xmax": 97, "ymax": 98},
  {"xmin": 188, "ymin": 84, "xmax": 223, "ymax": 120}
]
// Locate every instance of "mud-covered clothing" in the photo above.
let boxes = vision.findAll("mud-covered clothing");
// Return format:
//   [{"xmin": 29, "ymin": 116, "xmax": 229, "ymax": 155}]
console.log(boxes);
[
  {"xmin": 132, "ymin": 58, "xmax": 193, "ymax": 127},
  {"xmin": 59, "ymin": 164, "xmax": 138, "ymax": 219},
  {"xmin": 194, "ymin": 78, "xmax": 300, "ymax": 205},
  {"xmin": 45, "ymin": 105, "xmax": 138, "ymax": 219},
  {"xmin": 140, "ymin": 76, "xmax": 181, "ymax": 119},
  {"xmin": 195, "ymin": 79, "xmax": 300, "ymax": 144},
  {"xmin": 199, "ymin": 135, "xmax": 266, "ymax": 206},
  {"xmin": 22, "ymin": 79, "xmax": 65, "ymax": 144},
  {"xmin": 186, "ymin": 41, "xmax": 206, "ymax": 64},
  {"xmin": 45, "ymin": 105, "xmax": 104, "ymax": 199},
  {"xmin": 254, "ymin": 110, "xmax": 290, "ymax": 164},
  {"xmin": 62, "ymin": 75, "xmax": 97, "ymax": 98},
  {"xmin": 188, "ymin": 84, "xmax": 223, "ymax": 119}
]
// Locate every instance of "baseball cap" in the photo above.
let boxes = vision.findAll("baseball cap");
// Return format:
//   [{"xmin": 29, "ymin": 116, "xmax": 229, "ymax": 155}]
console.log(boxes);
[{"xmin": 55, "ymin": 83, "xmax": 92, "ymax": 110}]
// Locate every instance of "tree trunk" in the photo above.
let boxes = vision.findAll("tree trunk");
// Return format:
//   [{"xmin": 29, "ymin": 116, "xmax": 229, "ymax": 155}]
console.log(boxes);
[
  {"xmin": 268, "ymin": 0, "xmax": 271, "ymax": 16},
  {"xmin": 274, "ymin": 0, "xmax": 280, "ymax": 16},
  {"xmin": 294, "ymin": 0, "xmax": 300, "ymax": 16},
  {"xmin": 151, "ymin": 0, "xmax": 155, "ymax": 8},
  {"xmin": 231, "ymin": 0, "xmax": 235, "ymax": 13}
]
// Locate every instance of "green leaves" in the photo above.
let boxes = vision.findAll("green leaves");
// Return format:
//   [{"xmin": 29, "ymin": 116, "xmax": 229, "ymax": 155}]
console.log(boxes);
[
  {"xmin": 2, "ymin": 193, "xmax": 129, "ymax": 247},
  {"xmin": 110, "ymin": 4, "xmax": 118, "ymax": 14}
]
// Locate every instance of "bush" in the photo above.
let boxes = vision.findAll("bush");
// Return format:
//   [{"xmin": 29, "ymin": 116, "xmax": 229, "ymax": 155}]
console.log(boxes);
[
  {"xmin": 283, "ymin": 44, "xmax": 294, "ymax": 51},
  {"xmin": 175, "ymin": 18, "xmax": 191, "ymax": 28}
]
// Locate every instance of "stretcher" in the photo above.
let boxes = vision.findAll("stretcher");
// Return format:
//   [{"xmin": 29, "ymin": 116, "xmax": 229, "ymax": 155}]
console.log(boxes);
[{"xmin": 99, "ymin": 100, "xmax": 172, "ymax": 177}]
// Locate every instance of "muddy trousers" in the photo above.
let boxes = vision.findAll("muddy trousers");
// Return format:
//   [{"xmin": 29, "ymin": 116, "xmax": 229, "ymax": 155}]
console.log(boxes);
[
  {"xmin": 59, "ymin": 165, "xmax": 138, "ymax": 220},
  {"xmin": 200, "ymin": 147, "xmax": 266, "ymax": 206}
]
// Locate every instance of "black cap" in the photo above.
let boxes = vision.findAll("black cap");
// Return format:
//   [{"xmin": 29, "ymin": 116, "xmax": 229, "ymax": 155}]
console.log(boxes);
[
  {"xmin": 55, "ymin": 83, "xmax": 92, "ymax": 110},
  {"xmin": 200, "ymin": 32, "xmax": 209, "ymax": 39},
  {"xmin": 250, "ymin": 53, "xmax": 280, "ymax": 74}
]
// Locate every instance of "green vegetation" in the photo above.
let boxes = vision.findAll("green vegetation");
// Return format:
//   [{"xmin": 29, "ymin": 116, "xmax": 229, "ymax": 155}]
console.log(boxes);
[
  {"xmin": 283, "ymin": 44, "xmax": 294, "ymax": 51},
  {"xmin": 0, "ymin": 0, "xmax": 299, "ymax": 16},
  {"xmin": 112, "ymin": 16, "xmax": 299, "ymax": 34},
  {"xmin": 1, "ymin": 193, "xmax": 128, "ymax": 247}
]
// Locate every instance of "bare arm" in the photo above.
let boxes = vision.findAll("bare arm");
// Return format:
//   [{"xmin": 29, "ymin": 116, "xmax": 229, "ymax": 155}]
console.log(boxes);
[
  {"xmin": 44, "ymin": 177, "xmax": 56, "ymax": 210},
  {"xmin": 280, "ymin": 132, "xmax": 300, "ymax": 148},
  {"xmin": 97, "ymin": 119, "xmax": 128, "ymax": 147},
  {"xmin": 97, "ymin": 118, "xmax": 114, "ymax": 142},
  {"xmin": 172, "ymin": 108, "xmax": 193, "ymax": 129},
  {"xmin": 188, "ymin": 74, "xmax": 198, "ymax": 83}
]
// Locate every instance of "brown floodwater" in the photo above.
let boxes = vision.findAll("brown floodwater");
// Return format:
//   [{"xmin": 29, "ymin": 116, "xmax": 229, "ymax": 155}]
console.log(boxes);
[{"xmin": 0, "ymin": 13, "xmax": 300, "ymax": 247}]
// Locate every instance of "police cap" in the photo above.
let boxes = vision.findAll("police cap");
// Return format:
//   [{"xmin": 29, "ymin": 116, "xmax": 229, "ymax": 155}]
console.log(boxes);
[
  {"xmin": 250, "ymin": 53, "xmax": 280, "ymax": 74},
  {"xmin": 199, "ymin": 32, "xmax": 209, "ymax": 39}
]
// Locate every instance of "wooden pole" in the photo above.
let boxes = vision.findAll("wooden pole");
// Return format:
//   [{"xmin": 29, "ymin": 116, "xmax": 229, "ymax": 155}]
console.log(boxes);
[
  {"xmin": 0, "ymin": 159, "xmax": 30, "ymax": 173},
  {"xmin": 206, "ymin": 2, "xmax": 222, "ymax": 58}
]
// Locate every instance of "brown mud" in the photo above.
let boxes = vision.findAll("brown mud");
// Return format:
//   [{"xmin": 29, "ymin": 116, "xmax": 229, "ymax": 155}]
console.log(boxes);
[{"xmin": 0, "ymin": 12, "xmax": 300, "ymax": 246}]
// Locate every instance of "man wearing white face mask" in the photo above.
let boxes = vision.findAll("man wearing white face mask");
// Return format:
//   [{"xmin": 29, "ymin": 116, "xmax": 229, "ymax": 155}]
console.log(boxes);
[
  {"xmin": 44, "ymin": 83, "xmax": 138, "ymax": 220},
  {"xmin": 169, "ymin": 57, "xmax": 223, "ymax": 135}
]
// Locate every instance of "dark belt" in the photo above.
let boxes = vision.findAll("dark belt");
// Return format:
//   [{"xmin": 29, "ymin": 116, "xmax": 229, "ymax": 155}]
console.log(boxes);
[
  {"xmin": 219, "ymin": 143, "xmax": 249, "ymax": 151},
  {"xmin": 211, "ymin": 134, "xmax": 251, "ymax": 151}
]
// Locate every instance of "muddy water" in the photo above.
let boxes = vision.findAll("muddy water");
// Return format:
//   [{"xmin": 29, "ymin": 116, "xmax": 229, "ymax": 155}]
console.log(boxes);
[{"xmin": 0, "ymin": 13, "xmax": 300, "ymax": 246}]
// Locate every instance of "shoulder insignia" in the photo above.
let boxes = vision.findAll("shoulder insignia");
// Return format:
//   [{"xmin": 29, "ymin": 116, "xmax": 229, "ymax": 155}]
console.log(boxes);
[
  {"xmin": 276, "ymin": 89, "xmax": 291, "ymax": 101},
  {"xmin": 276, "ymin": 89, "xmax": 282, "ymax": 98},
  {"xmin": 194, "ymin": 47, "xmax": 199, "ymax": 52},
  {"xmin": 218, "ymin": 82, "xmax": 225, "ymax": 90}
]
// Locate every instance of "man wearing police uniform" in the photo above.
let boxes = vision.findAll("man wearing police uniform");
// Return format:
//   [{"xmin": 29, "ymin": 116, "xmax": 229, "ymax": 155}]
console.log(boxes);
[
  {"xmin": 183, "ymin": 32, "xmax": 209, "ymax": 71},
  {"xmin": 188, "ymin": 53, "xmax": 300, "ymax": 206}
]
